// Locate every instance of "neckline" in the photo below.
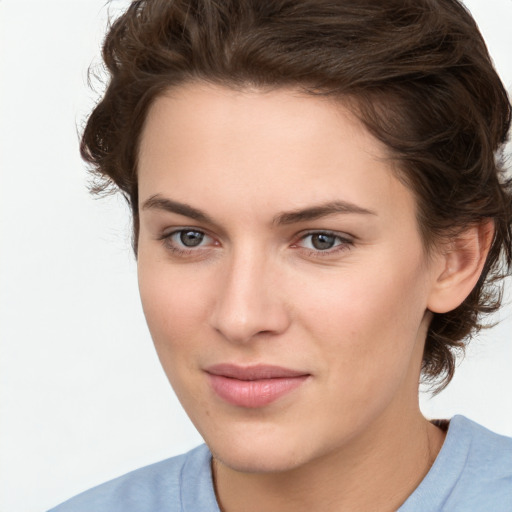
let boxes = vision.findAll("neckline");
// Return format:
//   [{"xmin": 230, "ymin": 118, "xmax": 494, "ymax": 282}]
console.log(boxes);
[
  {"xmin": 398, "ymin": 415, "xmax": 472, "ymax": 510},
  {"xmin": 182, "ymin": 416, "xmax": 473, "ymax": 512}
]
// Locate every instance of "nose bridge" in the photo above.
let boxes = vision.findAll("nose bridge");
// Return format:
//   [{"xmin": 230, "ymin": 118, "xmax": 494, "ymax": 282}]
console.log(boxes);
[{"xmin": 210, "ymin": 242, "xmax": 289, "ymax": 343}]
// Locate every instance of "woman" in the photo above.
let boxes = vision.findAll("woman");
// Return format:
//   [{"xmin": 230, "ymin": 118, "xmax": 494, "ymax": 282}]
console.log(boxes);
[{"xmin": 49, "ymin": 0, "xmax": 512, "ymax": 510}]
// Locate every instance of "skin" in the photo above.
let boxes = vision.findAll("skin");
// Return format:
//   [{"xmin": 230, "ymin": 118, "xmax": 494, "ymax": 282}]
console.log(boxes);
[{"xmin": 136, "ymin": 83, "xmax": 488, "ymax": 511}]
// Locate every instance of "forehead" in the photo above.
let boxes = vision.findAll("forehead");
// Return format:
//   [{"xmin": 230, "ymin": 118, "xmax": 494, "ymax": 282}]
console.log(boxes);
[
  {"xmin": 137, "ymin": 83, "xmax": 416, "ymax": 228},
  {"xmin": 139, "ymin": 83, "xmax": 386, "ymax": 163}
]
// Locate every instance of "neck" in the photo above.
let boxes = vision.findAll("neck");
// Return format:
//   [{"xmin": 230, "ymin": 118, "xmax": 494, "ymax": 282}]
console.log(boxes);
[{"xmin": 212, "ymin": 408, "xmax": 446, "ymax": 512}]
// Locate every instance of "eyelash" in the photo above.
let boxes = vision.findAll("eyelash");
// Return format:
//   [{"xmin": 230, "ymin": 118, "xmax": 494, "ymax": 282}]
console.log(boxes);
[
  {"xmin": 293, "ymin": 231, "xmax": 354, "ymax": 258},
  {"xmin": 158, "ymin": 228, "xmax": 216, "ymax": 257},
  {"xmin": 158, "ymin": 229, "xmax": 354, "ymax": 258}
]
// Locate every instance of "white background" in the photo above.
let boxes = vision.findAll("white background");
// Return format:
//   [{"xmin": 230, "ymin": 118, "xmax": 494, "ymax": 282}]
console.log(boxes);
[{"xmin": 0, "ymin": 1, "xmax": 511, "ymax": 511}]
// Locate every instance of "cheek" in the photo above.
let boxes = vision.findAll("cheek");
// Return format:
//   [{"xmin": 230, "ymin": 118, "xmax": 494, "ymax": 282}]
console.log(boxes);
[
  {"xmin": 294, "ymin": 258, "xmax": 429, "ymax": 383},
  {"xmin": 137, "ymin": 259, "xmax": 214, "ymax": 411},
  {"xmin": 137, "ymin": 257, "xmax": 209, "ymax": 353}
]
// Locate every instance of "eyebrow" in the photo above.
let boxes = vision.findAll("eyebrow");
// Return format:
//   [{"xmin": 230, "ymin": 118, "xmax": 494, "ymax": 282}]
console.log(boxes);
[
  {"xmin": 141, "ymin": 194, "xmax": 376, "ymax": 226},
  {"xmin": 142, "ymin": 195, "xmax": 214, "ymax": 224},
  {"xmin": 273, "ymin": 201, "xmax": 377, "ymax": 225}
]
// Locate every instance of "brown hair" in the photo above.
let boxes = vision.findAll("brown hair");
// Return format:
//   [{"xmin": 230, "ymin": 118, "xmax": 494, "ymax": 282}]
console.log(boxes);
[{"xmin": 81, "ymin": 0, "xmax": 512, "ymax": 392}]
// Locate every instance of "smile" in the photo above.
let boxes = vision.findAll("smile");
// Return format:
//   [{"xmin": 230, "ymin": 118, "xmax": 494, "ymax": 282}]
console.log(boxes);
[{"xmin": 205, "ymin": 364, "xmax": 310, "ymax": 408}]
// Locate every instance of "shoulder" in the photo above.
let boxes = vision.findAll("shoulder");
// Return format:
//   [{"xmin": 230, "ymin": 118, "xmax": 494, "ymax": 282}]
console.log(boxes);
[
  {"xmin": 458, "ymin": 415, "xmax": 512, "ymax": 464},
  {"xmin": 401, "ymin": 416, "xmax": 512, "ymax": 512},
  {"xmin": 47, "ymin": 444, "xmax": 214, "ymax": 512},
  {"xmin": 450, "ymin": 416, "xmax": 512, "ymax": 500}
]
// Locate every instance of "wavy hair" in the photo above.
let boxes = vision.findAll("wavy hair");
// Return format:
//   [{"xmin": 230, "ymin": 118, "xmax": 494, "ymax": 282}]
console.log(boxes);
[{"xmin": 81, "ymin": 0, "xmax": 512, "ymax": 392}]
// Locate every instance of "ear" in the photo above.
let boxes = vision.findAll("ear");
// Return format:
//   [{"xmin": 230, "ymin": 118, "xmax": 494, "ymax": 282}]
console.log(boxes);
[{"xmin": 427, "ymin": 220, "xmax": 494, "ymax": 314}]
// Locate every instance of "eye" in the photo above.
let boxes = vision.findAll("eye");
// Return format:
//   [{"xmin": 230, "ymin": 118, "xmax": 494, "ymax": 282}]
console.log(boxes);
[
  {"xmin": 304, "ymin": 233, "xmax": 339, "ymax": 250},
  {"xmin": 294, "ymin": 231, "xmax": 353, "ymax": 255},
  {"xmin": 176, "ymin": 229, "xmax": 206, "ymax": 247},
  {"xmin": 159, "ymin": 228, "xmax": 216, "ymax": 254}
]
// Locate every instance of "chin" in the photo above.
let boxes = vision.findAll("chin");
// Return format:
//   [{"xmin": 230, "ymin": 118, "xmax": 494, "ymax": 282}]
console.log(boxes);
[
  {"xmin": 201, "ymin": 422, "xmax": 319, "ymax": 474},
  {"xmin": 211, "ymin": 443, "xmax": 308, "ymax": 474}
]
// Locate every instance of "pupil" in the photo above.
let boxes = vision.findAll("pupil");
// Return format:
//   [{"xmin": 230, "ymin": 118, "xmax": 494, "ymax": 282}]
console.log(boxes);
[
  {"xmin": 312, "ymin": 233, "xmax": 335, "ymax": 250},
  {"xmin": 180, "ymin": 230, "xmax": 204, "ymax": 247}
]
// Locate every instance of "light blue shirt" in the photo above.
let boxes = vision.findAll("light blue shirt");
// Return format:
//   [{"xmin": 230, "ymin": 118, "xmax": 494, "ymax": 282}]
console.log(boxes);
[{"xmin": 48, "ymin": 416, "xmax": 512, "ymax": 511}]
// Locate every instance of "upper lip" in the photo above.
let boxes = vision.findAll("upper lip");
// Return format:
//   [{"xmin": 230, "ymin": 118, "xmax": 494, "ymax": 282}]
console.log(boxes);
[{"xmin": 205, "ymin": 364, "xmax": 309, "ymax": 381}]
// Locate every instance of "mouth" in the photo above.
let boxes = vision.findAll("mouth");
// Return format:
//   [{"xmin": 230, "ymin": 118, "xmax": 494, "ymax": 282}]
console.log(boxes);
[{"xmin": 205, "ymin": 364, "xmax": 310, "ymax": 408}]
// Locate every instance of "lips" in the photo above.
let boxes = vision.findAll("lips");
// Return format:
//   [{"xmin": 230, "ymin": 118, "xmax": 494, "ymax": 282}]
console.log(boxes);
[{"xmin": 205, "ymin": 364, "xmax": 310, "ymax": 408}]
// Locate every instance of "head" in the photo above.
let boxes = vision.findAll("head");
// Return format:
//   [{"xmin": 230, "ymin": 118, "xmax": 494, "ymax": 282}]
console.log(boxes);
[
  {"xmin": 83, "ymin": 0, "xmax": 512, "ymax": 391},
  {"xmin": 82, "ymin": 0, "xmax": 511, "ymax": 464}
]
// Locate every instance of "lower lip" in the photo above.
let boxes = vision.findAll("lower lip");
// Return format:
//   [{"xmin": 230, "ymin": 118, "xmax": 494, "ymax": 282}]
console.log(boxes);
[{"xmin": 207, "ymin": 374, "xmax": 309, "ymax": 408}]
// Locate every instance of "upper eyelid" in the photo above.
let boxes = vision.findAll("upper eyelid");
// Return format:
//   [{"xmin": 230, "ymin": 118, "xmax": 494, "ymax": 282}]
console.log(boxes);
[
  {"xmin": 160, "ymin": 228, "xmax": 352, "ymax": 238},
  {"xmin": 296, "ymin": 229, "xmax": 354, "ymax": 242},
  {"xmin": 158, "ymin": 228, "xmax": 212, "ymax": 245},
  {"xmin": 161, "ymin": 226, "xmax": 212, "ymax": 238}
]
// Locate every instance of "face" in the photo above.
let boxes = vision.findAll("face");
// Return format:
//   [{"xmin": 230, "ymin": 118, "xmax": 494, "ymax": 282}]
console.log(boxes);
[{"xmin": 137, "ymin": 83, "xmax": 440, "ymax": 473}]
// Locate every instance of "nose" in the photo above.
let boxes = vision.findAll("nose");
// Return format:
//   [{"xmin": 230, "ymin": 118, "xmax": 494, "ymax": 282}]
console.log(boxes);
[{"xmin": 209, "ymin": 247, "xmax": 291, "ymax": 344}]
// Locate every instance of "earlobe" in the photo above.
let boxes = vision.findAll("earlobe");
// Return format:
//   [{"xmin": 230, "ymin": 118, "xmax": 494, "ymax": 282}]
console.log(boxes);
[{"xmin": 427, "ymin": 220, "xmax": 494, "ymax": 314}]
